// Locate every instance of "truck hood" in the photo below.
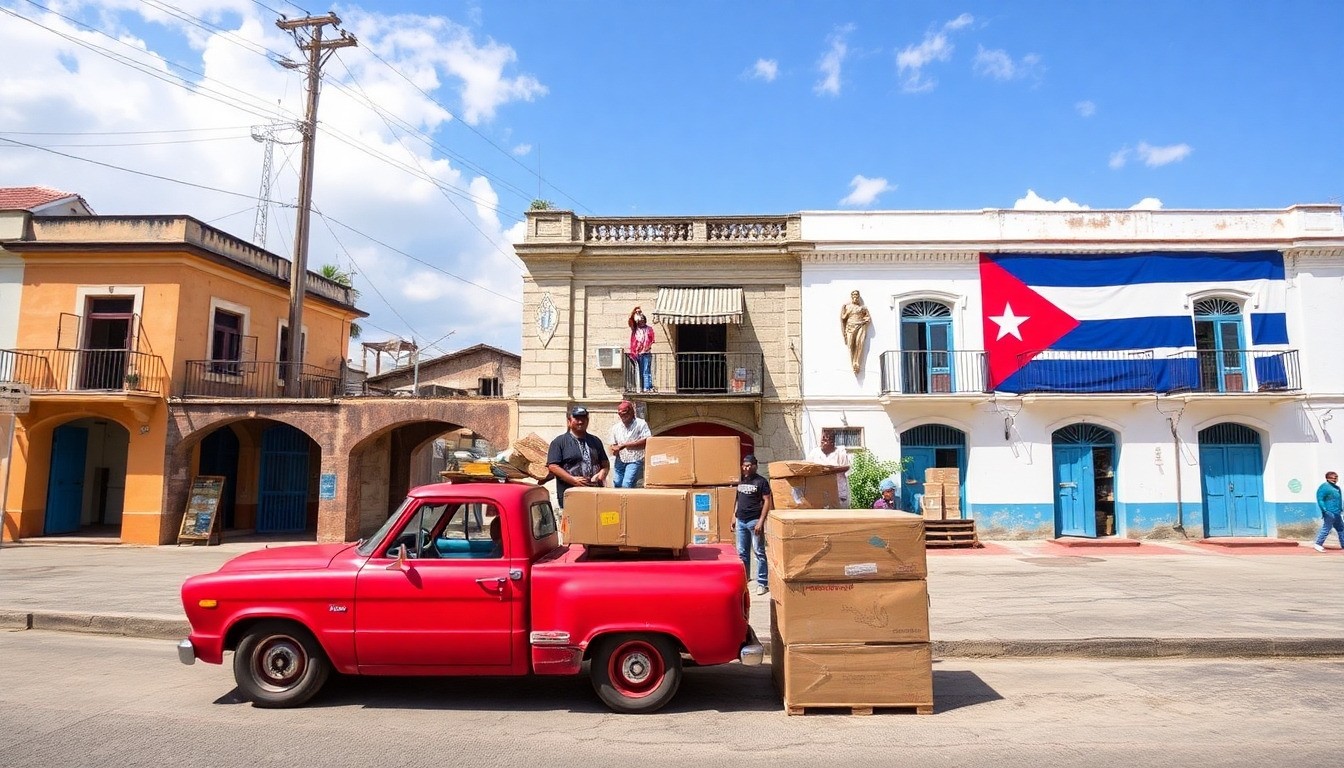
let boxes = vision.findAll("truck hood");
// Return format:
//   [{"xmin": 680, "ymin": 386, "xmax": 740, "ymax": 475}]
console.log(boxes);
[{"xmin": 217, "ymin": 543, "xmax": 356, "ymax": 572}]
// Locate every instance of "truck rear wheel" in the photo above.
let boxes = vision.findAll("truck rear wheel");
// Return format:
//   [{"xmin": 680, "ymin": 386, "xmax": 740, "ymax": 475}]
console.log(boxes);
[
  {"xmin": 233, "ymin": 620, "xmax": 330, "ymax": 708},
  {"xmin": 591, "ymin": 634, "xmax": 681, "ymax": 714}
]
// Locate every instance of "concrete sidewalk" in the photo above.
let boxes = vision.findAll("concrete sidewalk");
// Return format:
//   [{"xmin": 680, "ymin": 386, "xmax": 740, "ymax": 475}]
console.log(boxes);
[{"xmin": 2, "ymin": 537, "xmax": 1342, "ymax": 658}]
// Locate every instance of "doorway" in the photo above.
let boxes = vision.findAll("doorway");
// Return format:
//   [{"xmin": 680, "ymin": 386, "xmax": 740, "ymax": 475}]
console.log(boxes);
[
  {"xmin": 899, "ymin": 424, "xmax": 966, "ymax": 516},
  {"xmin": 199, "ymin": 427, "xmax": 240, "ymax": 529},
  {"xmin": 1198, "ymin": 423, "xmax": 1265, "ymax": 537},
  {"xmin": 80, "ymin": 297, "xmax": 135, "ymax": 390},
  {"xmin": 673, "ymin": 324, "xmax": 727, "ymax": 394},
  {"xmin": 43, "ymin": 419, "xmax": 130, "ymax": 536},
  {"xmin": 1052, "ymin": 424, "xmax": 1117, "ymax": 538},
  {"xmin": 257, "ymin": 424, "xmax": 312, "ymax": 533}
]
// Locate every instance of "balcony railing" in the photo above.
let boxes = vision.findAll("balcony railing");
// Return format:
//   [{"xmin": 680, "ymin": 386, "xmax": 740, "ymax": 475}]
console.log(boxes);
[
  {"xmin": 0, "ymin": 348, "xmax": 167, "ymax": 395},
  {"xmin": 620, "ymin": 352, "xmax": 764, "ymax": 396},
  {"xmin": 181, "ymin": 360, "xmax": 341, "ymax": 399},
  {"xmin": 1165, "ymin": 349, "xmax": 1301, "ymax": 393},
  {"xmin": 879, "ymin": 350, "xmax": 989, "ymax": 395}
]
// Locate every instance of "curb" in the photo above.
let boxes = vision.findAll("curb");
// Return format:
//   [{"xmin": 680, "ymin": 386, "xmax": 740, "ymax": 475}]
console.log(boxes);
[{"xmin": 7, "ymin": 610, "xmax": 1344, "ymax": 659}]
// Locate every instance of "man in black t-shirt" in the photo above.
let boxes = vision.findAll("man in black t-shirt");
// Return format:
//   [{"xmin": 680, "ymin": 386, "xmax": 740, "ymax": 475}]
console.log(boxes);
[
  {"xmin": 546, "ymin": 405, "xmax": 610, "ymax": 508},
  {"xmin": 734, "ymin": 454, "xmax": 773, "ymax": 595}
]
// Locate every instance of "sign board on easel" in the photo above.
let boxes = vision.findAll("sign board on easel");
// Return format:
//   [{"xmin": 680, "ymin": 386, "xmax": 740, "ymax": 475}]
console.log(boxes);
[{"xmin": 178, "ymin": 475, "xmax": 226, "ymax": 545}]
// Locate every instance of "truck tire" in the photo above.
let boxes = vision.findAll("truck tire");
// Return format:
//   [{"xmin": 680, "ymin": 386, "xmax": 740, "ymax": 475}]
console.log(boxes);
[
  {"xmin": 233, "ymin": 620, "xmax": 330, "ymax": 708},
  {"xmin": 591, "ymin": 634, "xmax": 682, "ymax": 714}
]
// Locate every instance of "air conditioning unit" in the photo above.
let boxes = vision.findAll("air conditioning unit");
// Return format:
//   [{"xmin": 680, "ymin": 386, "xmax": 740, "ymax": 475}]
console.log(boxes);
[{"xmin": 594, "ymin": 346, "xmax": 626, "ymax": 370}]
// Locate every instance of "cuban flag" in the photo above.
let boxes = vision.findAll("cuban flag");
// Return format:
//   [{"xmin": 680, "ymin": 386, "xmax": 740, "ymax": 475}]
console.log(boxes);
[{"xmin": 979, "ymin": 251, "xmax": 1289, "ymax": 393}]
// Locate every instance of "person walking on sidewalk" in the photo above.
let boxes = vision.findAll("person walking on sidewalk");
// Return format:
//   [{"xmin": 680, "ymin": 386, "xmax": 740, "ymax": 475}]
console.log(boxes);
[
  {"xmin": 735, "ymin": 454, "xmax": 773, "ymax": 595},
  {"xmin": 1314, "ymin": 470, "xmax": 1343, "ymax": 552},
  {"xmin": 608, "ymin": 400, "xmax": 650, "ymax": 488}
]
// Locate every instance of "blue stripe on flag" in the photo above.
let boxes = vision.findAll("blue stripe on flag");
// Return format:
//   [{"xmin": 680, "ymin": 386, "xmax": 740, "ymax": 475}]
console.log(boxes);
[
  {"xmin": 1053, "ymin": 317, "xmax": 1195, "ymax": 351},
  {"xmin": 991, "ymin": 251, "xmax": 1284, "ymax": 287},
  {"xmin": 1251, "ymin": 313, "xmax": 1289, "ymax": 345},
  {"xmin": 997, "ymin": 358, "xmax": 1201, "ymax": 394}
]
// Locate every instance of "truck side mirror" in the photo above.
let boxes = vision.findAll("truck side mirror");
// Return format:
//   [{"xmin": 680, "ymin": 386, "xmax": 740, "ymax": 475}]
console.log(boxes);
[{"xmin": 386, "ymin": 544, "xmax": 408, "ymax": 570}]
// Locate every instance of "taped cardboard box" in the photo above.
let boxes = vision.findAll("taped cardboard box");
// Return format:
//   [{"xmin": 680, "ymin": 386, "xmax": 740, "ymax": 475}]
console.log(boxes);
[
  {"xmin": 921, "ymin": 492, "xmax": 944, "ymax": 521},
  {"xmin": 768, "ymin": 461, "xmax": 848, "ymax": 510},
  {"xmin": 771, "ymin": 633, "xmax": 934, "ymax": 710},
  {"xmin": 769, "ymin": 577, "xmax": 929, "ymax": 644},
  {"xmin": 561, "ymin": 488, "xmax": 689, "ymax": 549},
  {"xmin": 687, "ymin": 486, "xmax": 737, "ymax": 545},
  {"xmin": 766, "ymin": 508, "xmax": 927, "ymax": 581},
  {"xmin": 504, "ymin": 433, "xmax": 552, "ymax": 481},
  {"xmin": 645, "ymin": 436, "xmax": 742, "ymax": 487}
]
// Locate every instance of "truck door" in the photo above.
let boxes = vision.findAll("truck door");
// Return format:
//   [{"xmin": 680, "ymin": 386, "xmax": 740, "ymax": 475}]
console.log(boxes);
[{"xmin": 354, "ymin": 500, "xmax": 513, "ymax": 669}]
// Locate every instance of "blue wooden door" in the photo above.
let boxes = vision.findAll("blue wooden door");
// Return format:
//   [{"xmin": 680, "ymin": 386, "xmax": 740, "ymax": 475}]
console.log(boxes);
[
  {"xmin": 1054, "ymin": 445, "xmax": 1095, "ymax": 537},
  {"xmin": 44, "ymin": 425, "xmax": 88, "ymax": 535},
  {"xmin": 1200, "ymin": 445, "xmax": 1265, "ymax": 537},
  {"xmin": 257, "ymin": 425, "xmax": 310, "ymax": 533},
  {"xmin": 901, "ymin": 448, "xmax": 935, "ymax": 514},
  {"xmin": 1200, "ymin": 445, "xmax": 1231, "ymax": 536}
]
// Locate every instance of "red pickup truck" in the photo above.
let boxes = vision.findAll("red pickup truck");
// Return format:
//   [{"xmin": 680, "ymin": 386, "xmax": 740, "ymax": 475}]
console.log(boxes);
[{"xmin": 178, "ymin": 480, "xmax": 762, "ymax": 713}]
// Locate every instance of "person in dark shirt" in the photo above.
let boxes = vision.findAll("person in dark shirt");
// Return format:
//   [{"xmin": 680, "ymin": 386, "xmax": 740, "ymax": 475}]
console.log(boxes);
[
  {"xmin": 734, "ymin": 454, "xmax": 772, "ymax": 595},
  {"xmin": 546, "ymin": 405, "xmax": 609, "ymax": 508}
]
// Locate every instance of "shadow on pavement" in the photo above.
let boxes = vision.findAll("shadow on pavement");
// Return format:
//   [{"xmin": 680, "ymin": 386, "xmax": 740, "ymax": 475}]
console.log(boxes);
[{"xmin": 932, "ymin": 668, "xmax": 1004, "ymax": 713}]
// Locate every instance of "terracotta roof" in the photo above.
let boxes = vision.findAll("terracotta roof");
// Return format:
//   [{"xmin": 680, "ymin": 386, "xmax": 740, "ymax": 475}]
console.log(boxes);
[{"xmin": 0, "ymin": 186, "xmax": 81, "ymax": 211}]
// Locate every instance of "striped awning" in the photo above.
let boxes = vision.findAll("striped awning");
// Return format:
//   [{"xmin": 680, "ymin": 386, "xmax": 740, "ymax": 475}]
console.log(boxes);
[{"xmin": 652, "ymin": 287, "xmax": 744, "ymax": 325}]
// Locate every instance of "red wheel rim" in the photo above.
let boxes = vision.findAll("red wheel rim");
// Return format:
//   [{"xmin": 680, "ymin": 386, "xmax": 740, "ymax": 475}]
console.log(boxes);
[{"xmin": 606, "ymin": 640, "xmax": 665, "ymax": 698}]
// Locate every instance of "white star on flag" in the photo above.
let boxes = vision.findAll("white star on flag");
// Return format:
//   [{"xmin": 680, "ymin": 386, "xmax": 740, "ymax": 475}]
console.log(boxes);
[{"xmin": 989, "ymin": 303, "xmax": 1030, "ymax": 341}]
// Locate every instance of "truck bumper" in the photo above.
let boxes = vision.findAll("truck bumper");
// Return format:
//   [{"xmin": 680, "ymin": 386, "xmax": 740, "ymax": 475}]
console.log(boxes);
[
  {"xmin": 739, "ymin": 628, "xmax": 764, "ymax": 667},
  {"xmin": 177, "ymin": 638, "xmax": 197, "ymax": 666}
]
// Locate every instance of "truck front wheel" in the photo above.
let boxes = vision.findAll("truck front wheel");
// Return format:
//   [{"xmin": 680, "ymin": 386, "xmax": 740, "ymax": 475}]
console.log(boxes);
[
  {"xmin": 591, "ymin": 634, "xmax": 682, "ymax": 714},
  {"xmin": 233, "ymin": 620, "xmax": 330, "ymax": 708}
]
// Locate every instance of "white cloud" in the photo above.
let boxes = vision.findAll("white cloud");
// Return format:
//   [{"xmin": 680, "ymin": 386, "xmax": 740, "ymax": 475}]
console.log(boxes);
[
  {"xmin": 840, "ymin": 175, "xmax": 894, "ymax": 206},
  {"xmin": 1129, "ymin": 197, "xmax": 1164, "ymax": 210},
  {"xmin": 511, "ymin": 143, "xmax": 532, "ymax": 156},
  {"xmin": 0, "ymin": 2, "xmax": 537, "ymax": 359},
  {"xmin": 896, "ymin": 15, "xmax": 972, "ymax": 93},
  {"xmin": 1110, "ymin": 142, "xmax": 1192, "ymax": 170},
  {"xmin": 815, "ymin": 25, "xmax": 853, "ymax": 96},
  {"xmin": 1013, "ymin": 189, "xmax": 1090, "ymax": 211},
  {"xmin": 750, "ymin": 58, "xmax": 778, "ymax": 82},
  {"xmin": 1136, "ymin": 141, "xmax": 1192, "ymax": 167},
  {"xmin": 972, "ymin": 46, "xmax": 1042, "ymax": 81},
  {"xmin": 1075, "ymin": 100, "xmax": 1096, "ymax": 117}
]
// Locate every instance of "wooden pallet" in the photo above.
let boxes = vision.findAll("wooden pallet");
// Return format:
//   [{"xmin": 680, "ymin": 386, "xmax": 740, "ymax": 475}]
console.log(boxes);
[
  {"xmin": 924, "ymin": 518, "xmax": 983, "ymax": 549},
  {"xmin": 785, "ymin": 703, "xmax": 934, "ymax": 716}
]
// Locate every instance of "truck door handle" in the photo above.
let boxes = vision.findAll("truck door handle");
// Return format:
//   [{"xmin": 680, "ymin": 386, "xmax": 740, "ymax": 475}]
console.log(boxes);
[{"xmin": 476, "ymin": 577, "xmax": 507, "ymax": 598}]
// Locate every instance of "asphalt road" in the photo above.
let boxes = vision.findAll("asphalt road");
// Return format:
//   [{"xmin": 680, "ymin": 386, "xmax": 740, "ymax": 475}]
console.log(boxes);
[{"xmin": 2, "ymin": 630, "xmax": 1340, "ymax": 767}]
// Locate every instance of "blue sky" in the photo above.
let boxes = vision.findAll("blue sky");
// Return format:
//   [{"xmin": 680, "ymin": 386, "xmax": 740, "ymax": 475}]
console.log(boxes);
[{"xmin": 2, "ymin": 1, "xmax": 1341, "ymax": 360}]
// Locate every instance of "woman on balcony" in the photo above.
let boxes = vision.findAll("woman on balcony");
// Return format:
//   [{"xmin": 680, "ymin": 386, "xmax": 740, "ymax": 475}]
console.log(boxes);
[{"xmin": 629, "ymin": 306, "xmax": 656, "ymax": 392}]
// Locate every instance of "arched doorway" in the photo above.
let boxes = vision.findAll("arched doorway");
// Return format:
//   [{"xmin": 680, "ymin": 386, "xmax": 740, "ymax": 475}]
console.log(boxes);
[
  {"xmin": 900, "ymin": 424, "xmax": 966, "ymax": 516},
  {"xmin": 1198, "ymin": 422, "xmax": 1265, "ymax": 537},
  {"xmin": 1052, "ymin": 424, "xmax": 1117, "ymax": 538},
  {"xmin": 43, "ymin": 418, "xmax": 129, "ymax": 536},
  {"xmin": 257, "ymin": 424, "xmax": 315, "ymax": 534},
  {"xmin": 900, "ymin": 300, "xmax": 954, "ymax": 394},
  {"xmin": 657, "ymin": 421, "xmax": 754, "ymax": 461}
]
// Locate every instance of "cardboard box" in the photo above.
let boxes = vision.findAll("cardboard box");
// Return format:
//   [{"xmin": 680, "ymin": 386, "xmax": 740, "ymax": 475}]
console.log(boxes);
[
  {"xmin": 769, "ymin": 578, "xmax": 929, "ymax": 644},
  {"xmin": 687, "ymin": 486, "xmax": 737, "ymax": 545},
  {"xmin": 921, "ymin": 493, "xmax": 944, "ymax": 521},
  {"xmin": 766, "ymin": 509, "xmax": 927, "ymax": 581},
  {"xmin": 768, "ymin": 461, "xmax": 848, "ymax": 510},
  {"xmin": 771, "ymin": 636, "xmax": 934, "ymax": 710},
  {"xmin": 504, "ymin": 433, "xmax": 552, "ymax": 481},
  {"xmin": 924, "ymin": 467, "xmax": 960, "ymax": 485},
  {"xmin": 561, "ymin": 488, "xmax": 690, "ymax": 549},
  {"xmin": 644, "ymin": 436, "xmax": 742, "ymax": 487}
]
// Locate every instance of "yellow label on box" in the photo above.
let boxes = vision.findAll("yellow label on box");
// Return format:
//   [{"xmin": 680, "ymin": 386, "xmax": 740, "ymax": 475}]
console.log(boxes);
[{"xmin": 599, "ymin": 511, "xmax": 621, "ymax": 526}]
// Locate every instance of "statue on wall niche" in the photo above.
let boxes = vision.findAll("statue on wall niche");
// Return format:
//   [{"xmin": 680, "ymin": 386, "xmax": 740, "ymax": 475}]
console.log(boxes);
[{"xmin": 840, "ymin": 290, "xmax": 871, "ymax": 374}]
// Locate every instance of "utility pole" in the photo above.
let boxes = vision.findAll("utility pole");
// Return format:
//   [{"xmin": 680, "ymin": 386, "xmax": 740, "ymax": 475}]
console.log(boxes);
[{"xmin": 277, "ymin": 12, "xmax": 357, "ymax": 395}]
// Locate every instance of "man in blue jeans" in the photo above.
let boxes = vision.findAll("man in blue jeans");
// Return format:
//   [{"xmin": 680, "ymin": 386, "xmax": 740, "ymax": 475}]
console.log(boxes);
[
  {"xmin": 734, "ymin": 454, "xmax": 773, "ymax": 595},
  {"xmin": 607, "ymin": 401, "xmax": 650, "ymax": 488},
  {"xmin": 1314, "ymin": 470, "xmax": 1342, "ymax": 552}
]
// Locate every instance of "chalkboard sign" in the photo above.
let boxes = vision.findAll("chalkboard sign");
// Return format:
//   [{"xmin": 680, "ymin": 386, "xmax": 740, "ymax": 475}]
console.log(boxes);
[{"xmin": 178, "ymin": 475, "xmax": 226, "ymax": 545}]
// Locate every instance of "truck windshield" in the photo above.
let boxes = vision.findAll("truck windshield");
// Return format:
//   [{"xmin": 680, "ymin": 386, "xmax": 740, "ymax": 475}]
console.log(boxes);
[{"xmin": 356, "ymin": 496, "xmax": 412, "ymax": 556}]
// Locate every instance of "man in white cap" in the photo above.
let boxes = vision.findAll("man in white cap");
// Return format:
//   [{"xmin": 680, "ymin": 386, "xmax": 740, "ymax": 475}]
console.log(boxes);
[{"xmin": 609, "ymin": 400, "xmax": 651, "ymax": 488}]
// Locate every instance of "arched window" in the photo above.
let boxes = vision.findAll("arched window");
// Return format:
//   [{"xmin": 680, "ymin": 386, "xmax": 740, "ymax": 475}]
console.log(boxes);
[
  {"xmin": 1193, "ymin": 298, "xmax": 1245, "ymax": 392},
  {"xmin": 900, "ymin": 301, "xmax": 953, "ymax": 393}
]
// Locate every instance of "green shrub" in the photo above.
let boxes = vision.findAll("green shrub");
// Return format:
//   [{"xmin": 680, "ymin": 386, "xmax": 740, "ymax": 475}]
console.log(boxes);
[{"xmin": 847, "ymin": 449, "xmax": 909, "ymax": 509}]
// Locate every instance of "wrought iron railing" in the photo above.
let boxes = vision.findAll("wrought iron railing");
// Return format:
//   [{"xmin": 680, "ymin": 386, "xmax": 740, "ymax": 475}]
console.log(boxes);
[
  {"xmin": 1165, "ymin": 349, "xmax": 1301, "ymax": 393},
  {"xmin": 0, "ymin": 348, "xmax": 167, "ymax": 395},
  {"xmin": 181, "ymin": 360, "xmax": 341, "ymax": 398},
  {"xmin": 1005, "ymin": 350, "xmax": 1157, "ymax": 394},
  {"xmin": 879, "ymin": 350, "xmax": 989, "ymax": 395},
  {"xmin": 620, "ymin": 352, "xmax": 764, "ymax": 396}
]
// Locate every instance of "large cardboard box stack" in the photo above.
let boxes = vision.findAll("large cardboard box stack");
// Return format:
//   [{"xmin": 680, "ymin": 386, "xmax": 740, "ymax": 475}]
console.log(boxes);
[
  {"xmin": 766, "ymin": 508, "xmax": 933, "ymax": 713},
  {"xmin": 562, "ymin": 488, "xmax": 691, "ymax": 549},
  {"xmin": 923, "ymin": 468, "xmax": 961, "ymax": 520},
  {"xmin": 645, "ymin": 435, "xmax": 742, "ymax": 545},
  {"xmin": 767, "ymin": 460, "xmax": 847, "ymax": 510}
]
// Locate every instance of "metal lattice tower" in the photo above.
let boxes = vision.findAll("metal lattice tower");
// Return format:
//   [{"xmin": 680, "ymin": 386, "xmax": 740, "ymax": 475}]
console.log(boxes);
[{"xmin": 250, "ymin": 122, "xmax": 284, "ymax": 248}]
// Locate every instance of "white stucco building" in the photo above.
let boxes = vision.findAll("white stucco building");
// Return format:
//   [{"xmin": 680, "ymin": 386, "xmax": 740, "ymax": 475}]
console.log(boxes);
[{"xmin": 799, "ymin": 205, "xmax": 1344, "ymax": 539}]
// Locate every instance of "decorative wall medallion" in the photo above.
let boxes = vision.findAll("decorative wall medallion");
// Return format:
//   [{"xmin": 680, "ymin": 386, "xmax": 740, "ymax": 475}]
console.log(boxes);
[{"xmin": 536, "ymin": 292, "xmax": 559, "ymax": 347}]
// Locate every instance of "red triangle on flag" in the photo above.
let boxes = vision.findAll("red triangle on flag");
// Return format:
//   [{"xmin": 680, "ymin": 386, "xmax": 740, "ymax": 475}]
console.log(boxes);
[{"xmin": 979, "ymin": 255, "xmax": 1080, "ymax": 388}]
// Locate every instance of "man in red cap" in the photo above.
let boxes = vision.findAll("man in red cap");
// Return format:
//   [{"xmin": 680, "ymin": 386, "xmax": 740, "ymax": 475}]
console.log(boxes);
[{"xmin": 609, "ymin": 400, "xmax": 651, "ymax": 488}]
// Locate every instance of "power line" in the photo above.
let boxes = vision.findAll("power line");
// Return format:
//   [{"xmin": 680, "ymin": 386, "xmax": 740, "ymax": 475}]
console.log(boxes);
[
  {"xmin": 0, "ymin": 126, "xmax": 255, "ymax": 136},
  {"xmin": 4, "ymin": 135, "xmax": 250, "ymax": 148}
]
